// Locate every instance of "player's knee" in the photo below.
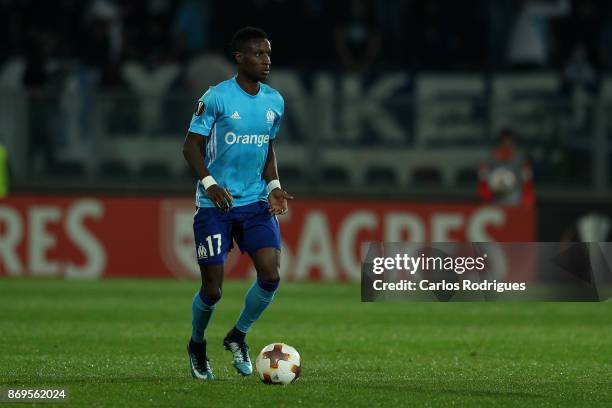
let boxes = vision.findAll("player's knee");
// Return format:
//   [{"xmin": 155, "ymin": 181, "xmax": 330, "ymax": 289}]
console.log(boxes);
[
  {"xmin": 258, "ymin": 265, "xmax": 280, "ymax": 284},
  {"xmin": 261, "ymin": 257, "xmax": 280, "ymax": 283},
  {"xmin": 257, "ymin": 273, "xmax": 280, "ymax": 292},
  {"xmin": 266, "ymin": 272, "xmax": 280, "ymax": 285},
  {"xmin": 253, "ymin": 249, "xmax": 280, "ymax": 290},
  {"xmin": 202, "ymin": 286, "xmax": 222, "ymax": 305}
]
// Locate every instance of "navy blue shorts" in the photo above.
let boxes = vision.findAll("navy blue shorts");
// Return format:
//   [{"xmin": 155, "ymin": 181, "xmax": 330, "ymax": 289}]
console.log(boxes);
[{"xmin": 193, "ymin": 201, "xmax": 281, "ymax": 265}]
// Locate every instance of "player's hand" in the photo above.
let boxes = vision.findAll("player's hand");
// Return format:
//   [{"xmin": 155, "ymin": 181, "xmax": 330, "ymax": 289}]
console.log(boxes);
[
  {"xmin": 268, "ymin": 188, "xmax": 293, "ymax": 215},
  {"xmin": 206, "ymin": 185, "xmax": 233, "ymax": 212}
]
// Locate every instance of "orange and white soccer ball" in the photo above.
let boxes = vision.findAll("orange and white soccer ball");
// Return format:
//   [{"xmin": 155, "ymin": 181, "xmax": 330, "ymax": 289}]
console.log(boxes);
[{"xmin": 255, "ymin": 343, "xmax": 301, "ymax": 385}]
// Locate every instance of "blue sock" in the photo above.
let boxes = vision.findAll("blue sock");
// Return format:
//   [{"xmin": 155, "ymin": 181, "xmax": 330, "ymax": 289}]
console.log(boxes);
[
  {"xmin": 191, "ymin": 290, "xmax": 216, "ymax": 343},
  {"xmin": 235, "ymin": 279, "xmax": 278, "ymax": 334}
]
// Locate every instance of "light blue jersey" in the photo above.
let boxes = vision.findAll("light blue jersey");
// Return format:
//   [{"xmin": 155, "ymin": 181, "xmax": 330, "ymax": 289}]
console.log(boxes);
[{"xmin": 189, "ymin": 76, "xmax": 284, "ymax": 208}]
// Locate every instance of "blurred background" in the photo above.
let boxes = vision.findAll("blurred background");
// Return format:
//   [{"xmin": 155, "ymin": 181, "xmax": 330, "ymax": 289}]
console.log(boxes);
[
  {"xmin": 1, "ymin": 0, "xmax": 612, "ymax": 280},
  {"xmin": 2, "ymin": 0, "xmax": 611, "ymax": 194}
]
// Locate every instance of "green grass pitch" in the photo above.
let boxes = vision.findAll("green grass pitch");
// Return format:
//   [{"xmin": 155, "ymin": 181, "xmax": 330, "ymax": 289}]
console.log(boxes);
[{"xmin": 1, "ymin": 278, "xmax": 611, "ymax": 407}]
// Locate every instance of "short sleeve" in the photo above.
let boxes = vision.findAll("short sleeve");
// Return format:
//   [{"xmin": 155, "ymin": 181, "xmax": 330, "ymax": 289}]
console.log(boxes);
[
  {"xmin": 269, "ymin": 95, "xmax": 284, "ymax": 140},
  {"xmin": 188, "ymin": 88, "xmax": 219, "ymax": 136}
]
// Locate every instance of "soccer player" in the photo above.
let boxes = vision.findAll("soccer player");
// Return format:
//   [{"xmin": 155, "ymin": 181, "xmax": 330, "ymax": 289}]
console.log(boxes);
[{"xmin": 182, "ymin": 27, "xmax": 292, "ymax": 380}]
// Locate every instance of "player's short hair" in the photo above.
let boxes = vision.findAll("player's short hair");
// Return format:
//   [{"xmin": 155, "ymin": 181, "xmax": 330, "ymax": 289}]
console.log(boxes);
[{"xmin": 230, "ymin": 26, "xmax": 268, "ymax": 54}]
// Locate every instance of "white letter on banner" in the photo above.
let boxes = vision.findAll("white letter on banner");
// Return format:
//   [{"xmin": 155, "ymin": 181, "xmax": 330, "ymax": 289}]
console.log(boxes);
[
  {"xmin": 0, "ymin": 206, "xmax": 23, "ymax": 275},
  {"xmin": 29, "ymin": 206, "xmax": 61, "ymax": 276},
  {"xmin": 65, "ymin": 200, "xmax": 106, "ymax": 279},
  {"xmin": 341, "ymin": 73, "xmax": 407, "ymax": 143},
  {"xmin": 338, "ymin": 211, "xmax": 376, "ymax": 281},
  {"xmin": 294, "ymin": 211, "xmax": 336, "ymax": 281}
]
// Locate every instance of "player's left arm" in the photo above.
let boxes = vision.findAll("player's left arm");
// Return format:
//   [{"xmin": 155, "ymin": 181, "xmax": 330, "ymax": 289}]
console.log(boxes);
[{"xmin": 264, "ymin": 139, "xmax": 293, "ymax": 215}]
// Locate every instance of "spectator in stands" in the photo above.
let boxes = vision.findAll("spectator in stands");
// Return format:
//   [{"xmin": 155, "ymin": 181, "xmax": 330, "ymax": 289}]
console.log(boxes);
[
  {"xmin": 78, "ymin": 0, "xmax": 123, "ymax": 87},
  {"xmin": 598, "ymin": 15, "xmax": 612, "ymax": 71},
  {"xmin": 333, "ymin": 0, "xmax": 382, "ymax": 73},
  {"xmin": 402, "ymin": 0, "xmax": 455, "ymax": 69},
  {"xmin": 478, "ymin": 129, "xmax": 535, "ymax": 207},
  {"xmin": 506, "ymin": 0, "xmax": 570, "ymax": 68},
  {"xmin": 554, "ymin": 0, "xmax": 604, "ymax": 70},
  {"xmin": 122, "ymin": 7, "xmax": 181, "ymax": 134},
  {"xmin": 23, "ymin": 30, "xmax": 57, "ymax": 175},
  {"xmin": 172, "ymin": 0, "xmax": 213, "ymax": 59},
  {"xmin": 292, "ymin": 0, "xmax": 334, "ymax": 67},
  {"xmin": 564, "ymin": 44, "xmax": 596, "ymax": 88},
  {"xmin": 75, "ymin": 0, "xmax": 124, "ymax": 142}
]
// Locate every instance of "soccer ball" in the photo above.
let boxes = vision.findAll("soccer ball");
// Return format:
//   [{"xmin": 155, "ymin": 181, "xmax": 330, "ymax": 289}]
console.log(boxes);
[
  {"xmin": 488, "ymin": 167, "xmax": 517, "ymax": 193},
  {"xmin": 255, "ymin": 343, "xmax": 301, "ymax": 385}
]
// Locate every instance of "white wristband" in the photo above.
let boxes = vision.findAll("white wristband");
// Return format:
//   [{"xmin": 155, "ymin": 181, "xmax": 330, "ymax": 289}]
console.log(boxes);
[
  {"xmin": 201, "ymin": 176, "xmax": 217, "ymax": 190},
  {"xmin": 267, "ymin": 179, "xmax": 281, "ymax": 195}
]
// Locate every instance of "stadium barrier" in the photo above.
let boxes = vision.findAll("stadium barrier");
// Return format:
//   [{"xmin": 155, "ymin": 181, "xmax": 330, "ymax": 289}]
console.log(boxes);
[{"xmin": 0, "ymin": 195, "xmax": 534, "ymax": 281}]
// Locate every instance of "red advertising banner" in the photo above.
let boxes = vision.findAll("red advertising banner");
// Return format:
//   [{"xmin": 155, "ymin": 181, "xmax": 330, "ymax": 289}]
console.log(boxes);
[{"xmin": 0, "ymin": 196, "xmax": 535, "ymax": 281}]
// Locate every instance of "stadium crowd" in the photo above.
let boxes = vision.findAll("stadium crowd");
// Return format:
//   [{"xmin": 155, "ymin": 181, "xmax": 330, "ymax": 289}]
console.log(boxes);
[
  {"xmin": 2, "ymin": 0, "xmax": 612, "ymax": 88},
  {"xmin": 0, "ymin": 0, "xmax": 609, "ymax": 193}
]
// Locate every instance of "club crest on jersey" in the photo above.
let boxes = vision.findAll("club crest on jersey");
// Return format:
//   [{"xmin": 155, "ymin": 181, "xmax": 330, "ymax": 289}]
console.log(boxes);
[
  {"xmin": 266, "ymin": 109, "xmax": 275, "ymax": 124},
  {"xmin": 195, "ymin": 101, "xmax": 205, "ymax": 116}
]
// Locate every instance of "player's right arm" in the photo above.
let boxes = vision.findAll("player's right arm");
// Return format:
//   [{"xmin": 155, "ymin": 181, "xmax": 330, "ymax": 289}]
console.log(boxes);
[
  {"xmin": 182, "ymin": 132, "xmax": 233, "ymax": 210},
  {"xmin": 182, "ymin": 90, "xmax": 233, "ymax": 210}
]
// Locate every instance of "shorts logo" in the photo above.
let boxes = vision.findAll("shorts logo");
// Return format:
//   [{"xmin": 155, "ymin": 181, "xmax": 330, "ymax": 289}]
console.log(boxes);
[
  {"xmin": 195, "ymin": 101, "xmax": 205, "ymax": 116},
  {"xmin": 197, "ymin": 243, "xmax": 208, "ymax": 259},
  {"xmin": 266, "ymin": 109, "xmax": 275, "ymax": 124}
]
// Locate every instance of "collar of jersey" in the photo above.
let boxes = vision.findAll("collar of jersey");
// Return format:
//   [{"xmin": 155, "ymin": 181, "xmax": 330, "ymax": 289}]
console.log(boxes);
[{"xmin": 232, "ymin": 76, "xmax": 262, "ymax": 98}]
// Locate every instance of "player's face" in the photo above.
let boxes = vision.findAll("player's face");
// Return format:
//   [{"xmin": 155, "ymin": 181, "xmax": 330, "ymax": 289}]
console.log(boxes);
[{"xmin": 238, "ymin": 39, "xmax": 272, "ymax": 81}]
